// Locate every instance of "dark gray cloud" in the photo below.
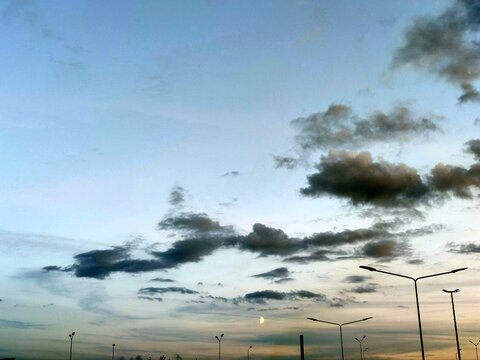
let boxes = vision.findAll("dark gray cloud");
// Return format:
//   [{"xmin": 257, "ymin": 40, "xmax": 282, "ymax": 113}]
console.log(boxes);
[
  {"xmin": 150, "ymin": 277, "xmax": 175, "ymax": 283},
  {"xmin": 291, "ymin": 104, "xmax": 441, "ymax": 151},
  {"xmin": 466, "ymin": 139, "xmax": 480, "ymax": 160},
  {"xmin": 274, "ymin": 277, "xmax": 294, "ymax": 284},
  {"xmin": 361, "ymin": 239, "xmax": 410, "ymax": 259},
  {"xmin": 283, "ymin": 249, "xmax": 340, "ymax": 264},
  {"xmin": 448, "ymin": 242, "xmax": 480, "ymax": 254},
  {"xmin": 302, "ymin": 150, "xmax": 480, "ymax": 207},
  {"xmin": 138, "ymin": 296, "xmax": 163, "ymax": 302},
  {"xmin": 343, "ymin": 275, "xmax": 371, "ymax": 283},
  {"xmin": 158, "ymin": 212, "xmax": 232, "ymax": 234},
  {"xmin": 301, "ymin": 151, "xmax": 429, "ymax": 207},
  {"xmin": 243, "ymin": 290, "xmax": 328, "ymax": 305},
  {"xmin": 252, "ymin": 267, "xmax": 290, "ymax": 279},
  {"xmin": 169, "ymin": 186, "xmax": 186, "ymax": 208},
  {"xmin": 272, "ymin": 155, "xmax": 300, "ymax": 170},
  {"xmin": 392, "ymin": 0, "xmax": 480, "ymax": 103},
  {"xmin": 44, "ymin": 213, "xmax": 440, "ymax": 278},
  {"xmin": 349, "ymin": 284, "xmax": 378, "ymax": 294},
  {"xmin": 428, "ymin": 162, "xmax": 480, "ymax": 198},
  {"xmin": 229, "ymin": 223, "xmax": 305, "ymax": 256},
  {"xmin": 138, "ymin": 287, "xmax": 198, "ymax": 295}
]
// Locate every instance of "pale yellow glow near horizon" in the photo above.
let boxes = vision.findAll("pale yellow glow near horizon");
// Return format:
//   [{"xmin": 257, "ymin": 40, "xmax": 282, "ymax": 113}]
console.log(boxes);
[{"xmin": 259, "ymin": 316, "xmax": 265, "ymax": 324}]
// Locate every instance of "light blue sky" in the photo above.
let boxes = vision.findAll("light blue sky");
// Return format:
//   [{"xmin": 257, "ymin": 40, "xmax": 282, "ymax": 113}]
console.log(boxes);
[{"xmin": 1, "ymin": 1, "xmax": 480, "ymax": 359}]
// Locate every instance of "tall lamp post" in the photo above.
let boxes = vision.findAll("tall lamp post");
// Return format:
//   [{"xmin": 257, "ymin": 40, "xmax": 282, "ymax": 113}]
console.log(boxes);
[
  {"xmin": 443, "ymin": 289, "xmax": 462, "ymax": 360},
  {"xmin": 360, "ymin": 265, "xmax": 467, "ymax": 360},
  {"xmin": 469, "ymin": 340, "xmax": 480, "ymax": 360},
  {"xmin": 307, "ymin": 317, "xmax": 372, "ymax": 360},
  {"xmin": 354, "ymin": 336, "xmax": 366, "ymax": 360},
  {"xmin": 112, "ymin": 344, "xmax": 116, "ymax": 360},
  {"xmin": 68, "ymin": 332, "xmax": 76, "ymax": 360},
  {"xmin": 363, "ymin": 347, "xmax": 368, "ymax": 360},
  {"xmin": 247, "ymin": 345, "xmax": 253, "ymax": 360},
  {"xmin": 215, "ymin": 333, "xmax": 224, "ymax": 360}
]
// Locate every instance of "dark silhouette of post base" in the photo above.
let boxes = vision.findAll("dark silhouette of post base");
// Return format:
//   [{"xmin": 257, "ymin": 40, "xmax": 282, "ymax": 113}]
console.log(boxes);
[{"xmin": 300, "ymin": 335, "xmax": 304, "ymax": 360}]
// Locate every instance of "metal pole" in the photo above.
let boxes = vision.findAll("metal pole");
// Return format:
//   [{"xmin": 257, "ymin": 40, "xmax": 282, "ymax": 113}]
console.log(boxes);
[
  {"xmin": 413, "ymin": 280, "xmax": 425, "ymax": 360},
  {"xmin": 449, "ymin": 293, "xmax": 461, "ymax": 360},
  {"xmin": 300, "ymin": 335, "xmax": 304, "ymax": 360},
  {"xmin": 69, "ymin": 336, "xmax": 73, "ymax": 360},
  {"xmin": 218, "ymin": 340, "xmax": 221, "ymax": 360},
  {"xmin": 339, "ymin": 325, "xmax": 344, "ymax": 360},
  {"xmin": 112, "ymin": 344, "xmax": 115, "ymax": 360}
]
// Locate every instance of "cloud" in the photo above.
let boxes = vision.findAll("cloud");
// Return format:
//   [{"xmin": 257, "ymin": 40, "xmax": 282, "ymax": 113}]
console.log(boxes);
[
  {"xmin": 349, "ymin": 284, "xmax": 378, "ymax": 294},
  {"xmin": 0, "ymin": 318, "xmax": 46, "ymax": 329},
  {"xmin": 272, "ymin": 155, "xmax": 300, "ymax": 169},
  {"xmin": 222, "ymin": 171, "xmax": 240, "ymax": 177},
  {"xmin": 343, "ymin": 275, "xmax": 371, "ymax": 283},
  {"xmin": 274, "ymin": 277, "xmax": 294, "ymax": 284},
  {"xmin": 428, "ymin": 162, "xmax": 480, "ymax": 198},
  {"xmin": 138, "ymin": 296, "xmax": 163, "ymax": 302},
  {"xmin": 229, "ymin": 223, "xmax": 305, "ymax": 256},
  {"xmin": 243, "ymin": 290, "xmax": 328, "ymax": 305},
  {"xmin": 44, "ymin": 213, "xmax": 440, "ymax": 278},
  {"xmin": 252, "ymin": 267, "xmax": 290, "ymax": 279},
  {"xmin": 150, "ymin": 277, "xmax": 175, "ymax": 283},
  {"xmin": 291, "ymin": 104, "xmax": 441, "ymax": 151},
  {"xmin": 448, "ymin": 242, "xmax": 480, "ymax": 254},
  {"xmin": 466, "ymin": 139, "xmax": 480, "ymax": 160},
  {"xmin": 2, "ymin": 0, "xmax": 62, "ymax": 40},
  {"xmin": 302, "ymin": 150, "xmax": 480, "ymax": 207},
  {"xmin": 301, "ymin": 151, "xmax": 429, "ymax": 206},
  {"xmin": 360, "ymin": 239, "xmax": 410, "ymax": 259},
  {"xmin": 169, "ymin": 186, "xmax": 186, "ymax": 208},
  {"xmin": 138, "ymin": 287, "xmax": 199, "ymax": 295},
  {"xmin": 158, "ymin": 212, "xmax": 233, "ymax": 234},
  {"xmin": 392, "ymin": 0, "xmax": 480, "ymax": 103}
]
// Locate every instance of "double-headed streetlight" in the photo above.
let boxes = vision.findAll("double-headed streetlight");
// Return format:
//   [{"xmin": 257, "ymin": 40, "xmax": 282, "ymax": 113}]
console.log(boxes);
[
  {"xmin": 469, "ymin": 340, "xmax": 480, "ymax": 360},
  {"xmin": 443, "ymin": 289, "xmax": 462, "ymax": 360},
  {"xmin": 247, "ymin": 345, "xmax": 253, "ymax": 360},
  {"xmin": 215, "ymin": 333, "xmax": 224, "ymax": 360},
  {"xmin": 68, "ymin": 331, "xmax": 76, "ymax": 360},
  {"xmin": 355, "ymin": 335, "xmax": 366, "ymax": 360},
  {"xmin": 307, "ymin": 317, "xmax": 372, "ymax": 360},
  {"xmin": 112, "ymin": 344, "xmax": 116, "ymax": 360},
  {"xmin": 360, "ymin": 265, "xmax": 467, "ymax": 360}
]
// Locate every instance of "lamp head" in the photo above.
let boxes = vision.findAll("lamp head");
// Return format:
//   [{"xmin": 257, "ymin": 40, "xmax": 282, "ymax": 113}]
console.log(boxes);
[
  {"xmin": 363, "ymin": 317, "xmax": 373, "ymax": 321},
  {"xmin": 451, "ymin": 267, "xmax": 468, "ymax": 273},
  {"xmin": 72, "ymin": 332, "xmax": 75, "ymax": 336},
  {"xmin": 249, "ymin": 346, "xmax": 253, "ymax": 349},
  {"xmin": 362, "ymin": 335, "xmax": 366, "ymax": 339},
  {"xmin": 215, "ymin": 336, "xmax": 219, "ymax": 340},
  {"xmin": 360, "ymin": 265, "xmax": 376, "ymax": 272},
  {"xmin": 307, "ymin": 317, "xmax": 318, "ymax": 321},
  {"xmin": 221, "ymin": 333, "xmax": 224, "ymax": 338}
]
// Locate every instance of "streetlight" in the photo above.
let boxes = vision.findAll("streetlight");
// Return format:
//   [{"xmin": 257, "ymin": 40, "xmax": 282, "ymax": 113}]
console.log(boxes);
[
  {"xmin": 68, "ymin": 332, "xmax": 76, "ymax": 360},
  {"xmin": 443, "ymin": 289, "xmax": 462, "ymax": 360},
  {"xmin": 363, "ymin": 347, "xmax": 368, "ymax": 360},
  {"xmin": 307, "ymin": 317, "xmax": 372, "ymax": 360},
  {"xmin": 112, "ymin": 344, "xmax": 116, "ymax": 360},
  {"xmin": 354, "ymin": 336, "xmax": 366, "ymax": 360},
  {"xmin": 469, "ymin": 340, "xmax": 480, "ymax": 360},
  {"xmin": 360, "ymin": 265, "xmax": 467, "ymax": 360},
  {"xmin": 247, "ymin": 345, "xmax": 253, "ymax": 360},
  {"xmin": 215, "ymin": 333, "xmax": 224, "ymax": 360}
]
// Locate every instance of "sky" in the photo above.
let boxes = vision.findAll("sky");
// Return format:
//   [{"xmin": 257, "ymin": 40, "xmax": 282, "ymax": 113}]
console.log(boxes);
[{"xmin": 1, "ymin": 0, "xmax": 480, "ymax": 359}]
